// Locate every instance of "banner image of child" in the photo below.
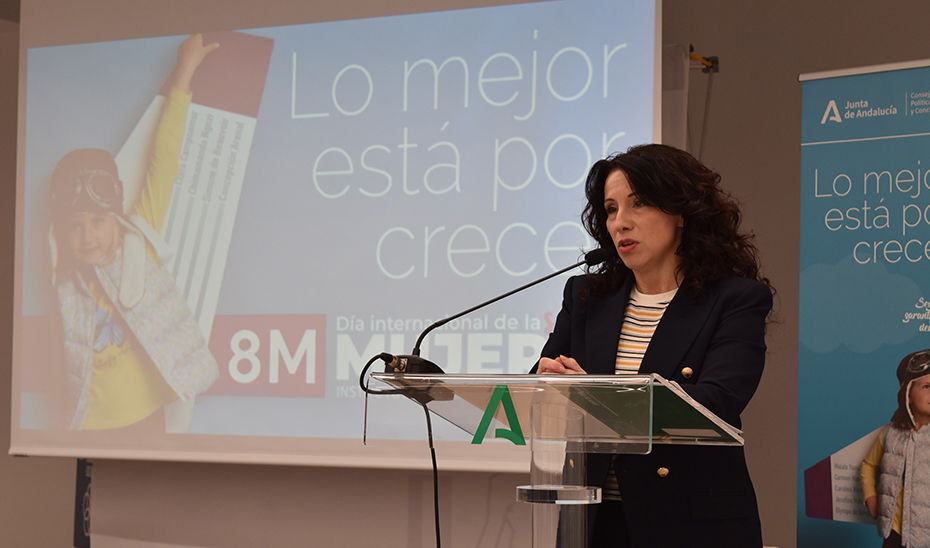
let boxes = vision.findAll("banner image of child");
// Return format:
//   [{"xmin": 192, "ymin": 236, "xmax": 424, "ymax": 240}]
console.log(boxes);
[
  {"xmin": 860, "ymin": 349, "xmax": 930, "ymax": 548},
  {"xmin": 48, "ymin": 35, "xmax": 221, "ymax": 432}
]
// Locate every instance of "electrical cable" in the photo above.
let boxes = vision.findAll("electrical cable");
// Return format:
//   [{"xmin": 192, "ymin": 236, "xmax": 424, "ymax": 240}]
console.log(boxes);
[
  {"xmin": 685, "ymin": 47, "xmax": 719, "ymax": 161},
  {"xmin": 358, "ymin": 353, "xmax": 443, "ymax": 547},
  {"xmin": 359, "ymin": 250, "xmax": 610, "ymax": 546},
  {"xmin": 699, "ymin": 68, "xmax": 714, "ymax": 162},
  {"xmin": 359, "ymin": 353, "xmax": 406, "ymax": 396},
  {"xmin": 360, "ymin": 353, "xmax": 407, "ymax": 445},
  {"xmin": 422, "ymin": 403, "xmax": 441, "ymax": 548}
]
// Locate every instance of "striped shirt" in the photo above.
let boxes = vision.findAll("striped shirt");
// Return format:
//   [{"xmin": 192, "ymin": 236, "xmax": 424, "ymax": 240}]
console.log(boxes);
[
  {"xmin": 604, "ymin": 285, "xmax": 678, "ymax": 500},
  {"xmin": 615, "ymin": 286, "xmax": 678, "ymax": 374}
]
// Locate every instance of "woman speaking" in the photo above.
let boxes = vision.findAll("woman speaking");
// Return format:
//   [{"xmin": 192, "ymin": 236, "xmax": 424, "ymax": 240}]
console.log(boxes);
[{"xmin": 533, "ymin": 144, "xmax": 774, "ymax": 548}]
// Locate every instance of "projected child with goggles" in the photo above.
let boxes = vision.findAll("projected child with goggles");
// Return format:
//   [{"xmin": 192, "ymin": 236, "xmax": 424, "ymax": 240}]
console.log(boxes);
[{"xmin": 47, "ymin": 35, "xmax": 220, "ymax": 432}]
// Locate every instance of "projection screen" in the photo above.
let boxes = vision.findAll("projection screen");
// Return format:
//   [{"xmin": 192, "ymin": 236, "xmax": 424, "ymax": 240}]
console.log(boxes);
[{"xmin": 11, "ymin": 0, "xmax": 661, "ymax": 470}]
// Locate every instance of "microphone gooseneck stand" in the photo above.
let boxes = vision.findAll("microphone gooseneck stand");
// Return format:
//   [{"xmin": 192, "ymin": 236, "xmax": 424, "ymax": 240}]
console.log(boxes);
[{"xmin": 359, "ymin": 248, "xmax": 611, "ymax": 548}]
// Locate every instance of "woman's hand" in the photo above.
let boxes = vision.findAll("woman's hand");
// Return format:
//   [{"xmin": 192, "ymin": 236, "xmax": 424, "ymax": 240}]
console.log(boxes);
[
  {"xmin": 865, "ymin": 495, "xmax": 878, "ymax": 518},
  {"xmin": 171, "ymin": 34, "xmax": 220, "ymax": 94},
  {"xmin": 536, "ymin": 355, "xmax": 587, "ymax": 374}
]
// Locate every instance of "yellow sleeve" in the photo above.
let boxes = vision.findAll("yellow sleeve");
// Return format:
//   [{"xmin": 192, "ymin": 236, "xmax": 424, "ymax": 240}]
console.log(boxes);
[
  {"xmin": 860, "ymin": 428, "xmax": 885, "ymax": 502},
  {"xmin": 131, "ymin": 88, "xmax": 192, "ymax": 232}
]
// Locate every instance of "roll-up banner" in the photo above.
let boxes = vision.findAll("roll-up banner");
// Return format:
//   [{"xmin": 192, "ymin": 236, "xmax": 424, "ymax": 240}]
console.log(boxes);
[{"xmin": 800, "ymin": 60, "xmax": 930, "ymax": 546}]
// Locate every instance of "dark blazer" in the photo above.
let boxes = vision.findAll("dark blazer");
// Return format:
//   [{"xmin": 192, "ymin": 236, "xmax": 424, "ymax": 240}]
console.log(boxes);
[{"xmin": 535, "ymin": 274, "xmax": 772, "ymax": 548}]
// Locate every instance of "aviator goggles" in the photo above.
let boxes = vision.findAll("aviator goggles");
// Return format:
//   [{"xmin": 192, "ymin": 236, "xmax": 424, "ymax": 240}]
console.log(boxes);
[
  {"xmin": 906, "ymin": 349, "xmax": 930, "ymax": 376},
  {"xmin": 50, "ymin": 168, "xmax": 123, "ymax": 214}
]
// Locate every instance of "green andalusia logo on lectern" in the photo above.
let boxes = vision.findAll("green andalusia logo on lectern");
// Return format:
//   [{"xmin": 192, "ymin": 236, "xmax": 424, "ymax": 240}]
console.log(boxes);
[{"xmin": 471, "ymin": 385, "xmax": 525, "ymax": 445}]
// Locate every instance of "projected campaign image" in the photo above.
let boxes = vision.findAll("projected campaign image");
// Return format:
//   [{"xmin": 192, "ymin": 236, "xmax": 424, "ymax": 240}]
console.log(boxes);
[{"xmin": 13, "ymin": 0, "xmax": 659, "ymax": 464}]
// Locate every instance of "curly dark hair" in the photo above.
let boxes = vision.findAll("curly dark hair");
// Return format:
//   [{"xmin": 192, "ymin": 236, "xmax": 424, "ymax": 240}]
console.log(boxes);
[{"xmin": 581, "ymin": 144, "xmax": 771, "ymax": 299}]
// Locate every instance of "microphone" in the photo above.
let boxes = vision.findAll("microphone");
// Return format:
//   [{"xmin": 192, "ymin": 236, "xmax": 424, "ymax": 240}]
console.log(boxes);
[
  {"xmin": 582, "ymin": 247, "xmax": 612, "ymax": 266},
  {"xmin": 378, "ymin": 247, "xmax": 611, "ymax": 374}
]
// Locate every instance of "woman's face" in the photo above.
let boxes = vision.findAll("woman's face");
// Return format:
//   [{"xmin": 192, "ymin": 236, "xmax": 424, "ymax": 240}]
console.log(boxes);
[
  {"xmin": 603, "ymin": 169, "xmax": 683, "ymax": 292},
  {"xmin": 65, "ymin": 211, "xmax": 120, "ymax": 266}
]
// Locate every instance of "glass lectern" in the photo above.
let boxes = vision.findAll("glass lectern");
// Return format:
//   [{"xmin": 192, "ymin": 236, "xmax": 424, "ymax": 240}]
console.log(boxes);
[{"xmin": 368, "ymin": 373, "xmax": 743, "ymax": 548}]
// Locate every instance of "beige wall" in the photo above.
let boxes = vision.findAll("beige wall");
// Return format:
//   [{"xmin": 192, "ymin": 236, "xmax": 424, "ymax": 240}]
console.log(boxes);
[
  {"xmin": 0, "ymin": 18, "xmax": 77, "ymax": 548},
  {"xmin": 8, "ymin": 1, "xmax": 930, "ymax": 547},
  {"xmin": 663, "ymin": 2, "xmax": 930, "ymax": 546}
]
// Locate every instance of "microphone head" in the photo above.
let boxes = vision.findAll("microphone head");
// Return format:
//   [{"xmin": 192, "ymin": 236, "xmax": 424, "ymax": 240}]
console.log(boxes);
[{"xmin": 584, "ymin": 247, "xmax": 612, "ymax": 266}]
